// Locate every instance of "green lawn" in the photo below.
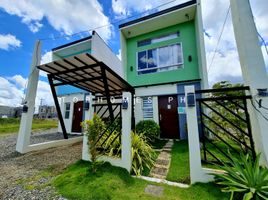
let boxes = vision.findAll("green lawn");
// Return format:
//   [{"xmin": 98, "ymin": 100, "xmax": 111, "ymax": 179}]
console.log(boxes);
[
  {"xmin": 166, "ymin": 140, "xmax": 190, "ymax": 184},
  {"xmin": 0, "ymin": 118, "xmax": 58, "ymax": 135},
  {"xmin": 53, "ymin": 160, "xmax": 227, "ymax": 200}
]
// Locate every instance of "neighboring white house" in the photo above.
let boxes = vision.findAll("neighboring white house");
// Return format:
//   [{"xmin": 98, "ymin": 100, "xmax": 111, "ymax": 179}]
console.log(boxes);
[{"xmin": 51, "ymin": 31, "xmax": 122, "ymax": 134}]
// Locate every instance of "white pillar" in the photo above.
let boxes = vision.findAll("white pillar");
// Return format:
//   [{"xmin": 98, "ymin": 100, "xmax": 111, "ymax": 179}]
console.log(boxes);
[
  {"xmin": 121, "ymin": 92, "xmax": 132, "ymax": 172},
  {"xmin": 230, "ymin": 0, "xmax": 268, "ymax": 165},
  {"xmin": 185, "ymin": 85, "xmax": 213, "ymax": 183},
  {"xmin": 82, "ymin": 94, "xmax": 94, "ymax": 161},
  {"xmin": 16, "ymin": 40, "xmax": 42, "ymax": 153}
]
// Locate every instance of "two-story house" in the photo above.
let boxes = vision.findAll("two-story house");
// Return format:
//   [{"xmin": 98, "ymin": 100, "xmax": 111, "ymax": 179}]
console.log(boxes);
[{"xmin": 119, "ymin": 0, "xmax": 208, "ymax": 139}]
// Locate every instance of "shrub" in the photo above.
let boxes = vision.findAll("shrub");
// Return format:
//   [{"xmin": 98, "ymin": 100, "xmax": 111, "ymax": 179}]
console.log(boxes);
[
  {"xmin": 82, "ymin": 114, "xmax": 105, "ymax": 173},
  {"xmin": 135, "ymin": 120, "xmax": 160, "ymax": 142},
  {"xmin": 213, "ymin": 153, "xmax": 268, "ymax": 200}
]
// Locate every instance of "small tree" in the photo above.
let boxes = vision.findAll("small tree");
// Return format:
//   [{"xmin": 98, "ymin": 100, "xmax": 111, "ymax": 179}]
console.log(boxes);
[{"xmin": 82, "ymin": 114, "xmax": 105, "ymax": 173}]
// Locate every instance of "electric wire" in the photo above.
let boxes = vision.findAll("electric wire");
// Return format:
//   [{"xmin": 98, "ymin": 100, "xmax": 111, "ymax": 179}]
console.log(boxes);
[
  {"xmin": 208, "ymin": 5, "xmax": 231, "ymax": 73},
  {"xmin": 39, "ymin": 0, "xmax": 178, "ymax": 41}
]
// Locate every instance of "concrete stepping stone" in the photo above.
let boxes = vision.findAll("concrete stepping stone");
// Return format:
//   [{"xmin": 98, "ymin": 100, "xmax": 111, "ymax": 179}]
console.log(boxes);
[
  {"xmin": 149, "ymin": 139, "xmax": 174, "ymax": 180},
  {"xmin": 144, "ymin": 185, "xmax": 164, "ymax": 196}
]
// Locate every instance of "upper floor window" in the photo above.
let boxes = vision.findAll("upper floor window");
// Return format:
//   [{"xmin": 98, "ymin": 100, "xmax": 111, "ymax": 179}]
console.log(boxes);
[
  {"xmin": 137, "ymin": 32, "xmax": 180, "ymax": 47},
  {"xmin": 137, "ymin": 43, "xmax": 183, "ymax": 75}
]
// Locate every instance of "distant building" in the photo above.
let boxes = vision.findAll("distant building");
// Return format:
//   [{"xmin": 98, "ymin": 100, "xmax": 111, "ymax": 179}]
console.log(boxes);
[
  {"xmin": 0, "ymin": 105, "xmax": 22, "ymax": 118},
  {"xmin": 38, "ymin": 105, "xmax": 57, "ymax": 119}
]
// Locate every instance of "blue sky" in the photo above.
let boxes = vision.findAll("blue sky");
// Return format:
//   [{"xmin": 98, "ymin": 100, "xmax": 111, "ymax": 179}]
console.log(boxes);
[{"xmin": 0, "ymin": 0, "xmax": 267, "ymax": 107}]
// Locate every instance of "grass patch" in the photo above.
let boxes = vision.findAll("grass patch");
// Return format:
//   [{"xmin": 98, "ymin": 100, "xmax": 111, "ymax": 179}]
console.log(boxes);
[
  {"xmin": 166, "ymin": 140, "xmax": 190, "ymax": 184},
  {"xmin": 0, "ymin": 118, "xmax": 58, "ymax": 135},
  {"xmin": 53, "ymin": 160, "xmax": 227, "ymax": 200}
]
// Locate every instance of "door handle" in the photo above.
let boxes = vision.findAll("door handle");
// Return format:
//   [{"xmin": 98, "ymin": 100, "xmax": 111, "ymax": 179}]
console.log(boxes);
[{"xmin": 159, "ymin": 114, "xmax": 162, "ymax": 121}]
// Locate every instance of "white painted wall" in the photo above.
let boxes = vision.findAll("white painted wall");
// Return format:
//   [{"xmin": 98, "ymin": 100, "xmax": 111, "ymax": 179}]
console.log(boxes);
[
  {"xmin": 91, "ymin": 31, "xmax": 123, "ymax": 77},
  {"xmin": 58, "ymin": 93, "xmax": 85, "ymax": 134},
  {"xmin": 134, "ymin": 96, "xmax": 159, "ymax": 125},
  {"xmin": 120, "ymin": 31, "xmax": 127, "ymax": 79},
  {"xmin": 16, "ymin": 41, "xmax": 42, "ymax": 153},
  {"xmin": 135, "ymin": 84, "xmax": 177, "ymax": 97},
  {"xmin": 82, "ymin": 92, "xmax": 132, "ymax": 172},
  {"xmin": 230, "ymin": 0, "xmax": 268, "ymax": 166},
  {"xmin": 134, "ymin": 85, "xmax": 177, "ymax": 125},
  {"xmin": 135, "ymin": 84, "xmax": 177, "ymax": 122},
  {"xmin": 185, "ymin": 85, "xmax": 213, "ymax": 183},
  {"xmin": 195, "ymin": 0, "xmax": 209, "ymax": 89}
]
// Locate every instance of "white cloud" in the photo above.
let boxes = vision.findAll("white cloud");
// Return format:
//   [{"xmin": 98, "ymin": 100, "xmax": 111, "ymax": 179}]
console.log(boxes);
[
  {"xmin": 112, "ymin": 0, "xmax": 188, "ymax": 16},
  {"xmin": 0, "ymin": 75, "xmax": 53, "ymax": 110},
  {"xmin": 39, "ymin": 51, "xmax": 52, "ymax": 77},
  {"xmin": 0, "ymin": 0, "xmax": 112, "ymax": 41},
  {"xmin": 117, "ymin": 49, "xmax": 121, "ymax": 60},
  {"xmin": 0, "ymin": 34, "xmax": 21, "ymax": 50}
]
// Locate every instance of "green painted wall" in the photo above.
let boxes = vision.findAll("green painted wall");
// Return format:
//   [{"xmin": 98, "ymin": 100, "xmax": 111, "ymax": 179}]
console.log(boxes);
[{"xmin": 126, "ymin": 20, "xmax": 200, "ymax": 87}]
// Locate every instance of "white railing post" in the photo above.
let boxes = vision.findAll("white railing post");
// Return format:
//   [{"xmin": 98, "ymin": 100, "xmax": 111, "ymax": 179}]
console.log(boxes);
[
  {"xmin": 121, "ymin": 92, "xmax": 132, "ymax": 172},
  {"xmin": 16, "ymin": 40, "xmax": 42, "ymax": 153},
  {"xmin": 82, "ymin": 93, "xmax": 94, "ymax": 161},
  {"xmin": 185, "ymin": 85, "xmax": 213, "ymax": 183}
]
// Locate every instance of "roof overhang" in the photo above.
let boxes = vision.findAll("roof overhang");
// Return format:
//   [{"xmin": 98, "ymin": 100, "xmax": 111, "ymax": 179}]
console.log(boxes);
[
  {"xmin": 119, "ymin": 0, "xmax": 197, "ymax": 39},
  {"xmin": 37, "ymin": 53, "xmax": 134, "ymax": 96}
]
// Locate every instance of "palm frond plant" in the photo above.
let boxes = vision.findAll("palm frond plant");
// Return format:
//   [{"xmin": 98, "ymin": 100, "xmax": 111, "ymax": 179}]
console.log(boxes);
[{"xmin": 213, "ymin": 153, "xmax": 268, "ymax": 200}]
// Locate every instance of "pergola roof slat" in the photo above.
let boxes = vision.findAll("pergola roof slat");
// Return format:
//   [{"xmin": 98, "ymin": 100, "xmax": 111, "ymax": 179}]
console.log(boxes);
[{"xmin": 37, "ymin": 53, "xmax": 134, "ymax": 95}]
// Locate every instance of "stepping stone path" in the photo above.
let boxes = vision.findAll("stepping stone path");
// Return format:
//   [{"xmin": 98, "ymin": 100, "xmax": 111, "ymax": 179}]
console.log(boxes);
[
  {"xmin": 144, "ymin": 185, "xmax": 164, "ymax": 197},
  {"xmin": 149, "ymin": 139, "xmax": 174, "ymax": 179}
]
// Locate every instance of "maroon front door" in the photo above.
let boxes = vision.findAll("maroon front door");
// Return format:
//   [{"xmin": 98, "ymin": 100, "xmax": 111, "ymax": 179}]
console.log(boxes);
[
  {"xmin": 71, "ymin": 101, "xmax": 84, "ymax": 133},
  {"xmin": 158, "ymin": 95, "xmax": 179, "ymax": 139}
]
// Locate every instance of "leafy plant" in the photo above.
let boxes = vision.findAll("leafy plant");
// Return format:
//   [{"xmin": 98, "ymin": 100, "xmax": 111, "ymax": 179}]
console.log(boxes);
[
  {"xmin": 102, "ymin": 130, "xmax": 155, "ymax": 176},
  {"xmin": 135, "ymin": 120, "xmax": 160, "ymax": 142},
  {"xmin": 131, "ymin": 132, "xmax": 155, "ymax": 175},
  {"xmin": 82, "ymin": 114, "xmax": 105, "ymax": 173},
  {"xmin": 214, "ymin": 153, "xmax": 268, "ymax": 200}
]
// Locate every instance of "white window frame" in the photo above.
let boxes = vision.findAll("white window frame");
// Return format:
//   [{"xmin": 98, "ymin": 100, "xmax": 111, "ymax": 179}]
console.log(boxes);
[
  {"xmin": 64, "ymin": 102, "xmax": 71, "ymax": 119},
  {"xmin": 136, "ymin": 43, "xmax": 184, "ymax": 75},
  {"xmin": 142, "ymin": 97, "xmax": 153, "ymax": 119}
]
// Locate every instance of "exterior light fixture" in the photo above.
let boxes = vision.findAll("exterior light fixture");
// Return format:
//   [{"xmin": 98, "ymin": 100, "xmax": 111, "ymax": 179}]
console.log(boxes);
[
  {"xmin": 122, "ymin": 98, "xmax": 128, "ymax": 109},
  {"xmin": 22, "ymin": 105, "xmax": 28, "ymax": 113},
  {"xmin": 187, "ymin": 93, "xmax": 195, "ymax": 107},
  {"xmin": 84, "ymin": 102, "xmax": 90, "ymax": 110},
  {"xmin": 188, "ymin": 55, "xmax": 192, "ymax": 62},
  {"xmin": 257, "ymin": 88, "xmax": 268, "ymax": 97},
  {"xmin": 130, "ymin": 66, "xmax": 133, "ymax": 71}
]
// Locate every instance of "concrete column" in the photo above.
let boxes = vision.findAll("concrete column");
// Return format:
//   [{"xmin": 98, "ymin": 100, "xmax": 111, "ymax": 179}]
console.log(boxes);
[
  {"xmin": 230, "ymin": 0, "xmax": 268, "ymax": 165},
  {"xmin": 121, "ymin": 92, "xmax": 132, "ymax": 172},
  {"xmin": 16, "ymin": 40, "xmax": 42, "ymax": 153},
  {"xmin": 185, "ymin": 85, "xmax": 212, "ymax": 183},
  {"xmin": 82, "ymin": 94, "xmax": 94, "ymax": 161}
]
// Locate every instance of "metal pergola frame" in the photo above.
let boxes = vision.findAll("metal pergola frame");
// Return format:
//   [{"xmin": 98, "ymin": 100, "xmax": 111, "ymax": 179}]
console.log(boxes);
[{"xmin": 37, "ymin": 53, "xmax": 134, "ymax": 139}]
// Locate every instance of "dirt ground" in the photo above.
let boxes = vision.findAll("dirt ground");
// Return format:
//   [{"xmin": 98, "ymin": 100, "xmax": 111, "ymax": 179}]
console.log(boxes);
[{"xmin": 0, "ymin": 132, "xmax": 82, "ymax": 199}]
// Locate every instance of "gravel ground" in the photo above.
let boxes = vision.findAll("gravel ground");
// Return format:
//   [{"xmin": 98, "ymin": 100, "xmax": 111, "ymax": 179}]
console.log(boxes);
[{"xmin": 0, "ymin": 130, "xmax": 82, "ymax": 200}]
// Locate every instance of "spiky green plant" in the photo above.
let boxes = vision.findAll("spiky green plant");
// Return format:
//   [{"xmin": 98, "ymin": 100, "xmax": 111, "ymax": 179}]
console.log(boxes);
[
  {"xmin": 102, "ymin": 131, "xmax": 155, "ymax": 176},
  {"xmin": 131, "ymin": 132, "xmax": 155, "ymax": 175},
  {"xmin": 214, "ymin": 153, "xmax": 268, "ymax": 200}
]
